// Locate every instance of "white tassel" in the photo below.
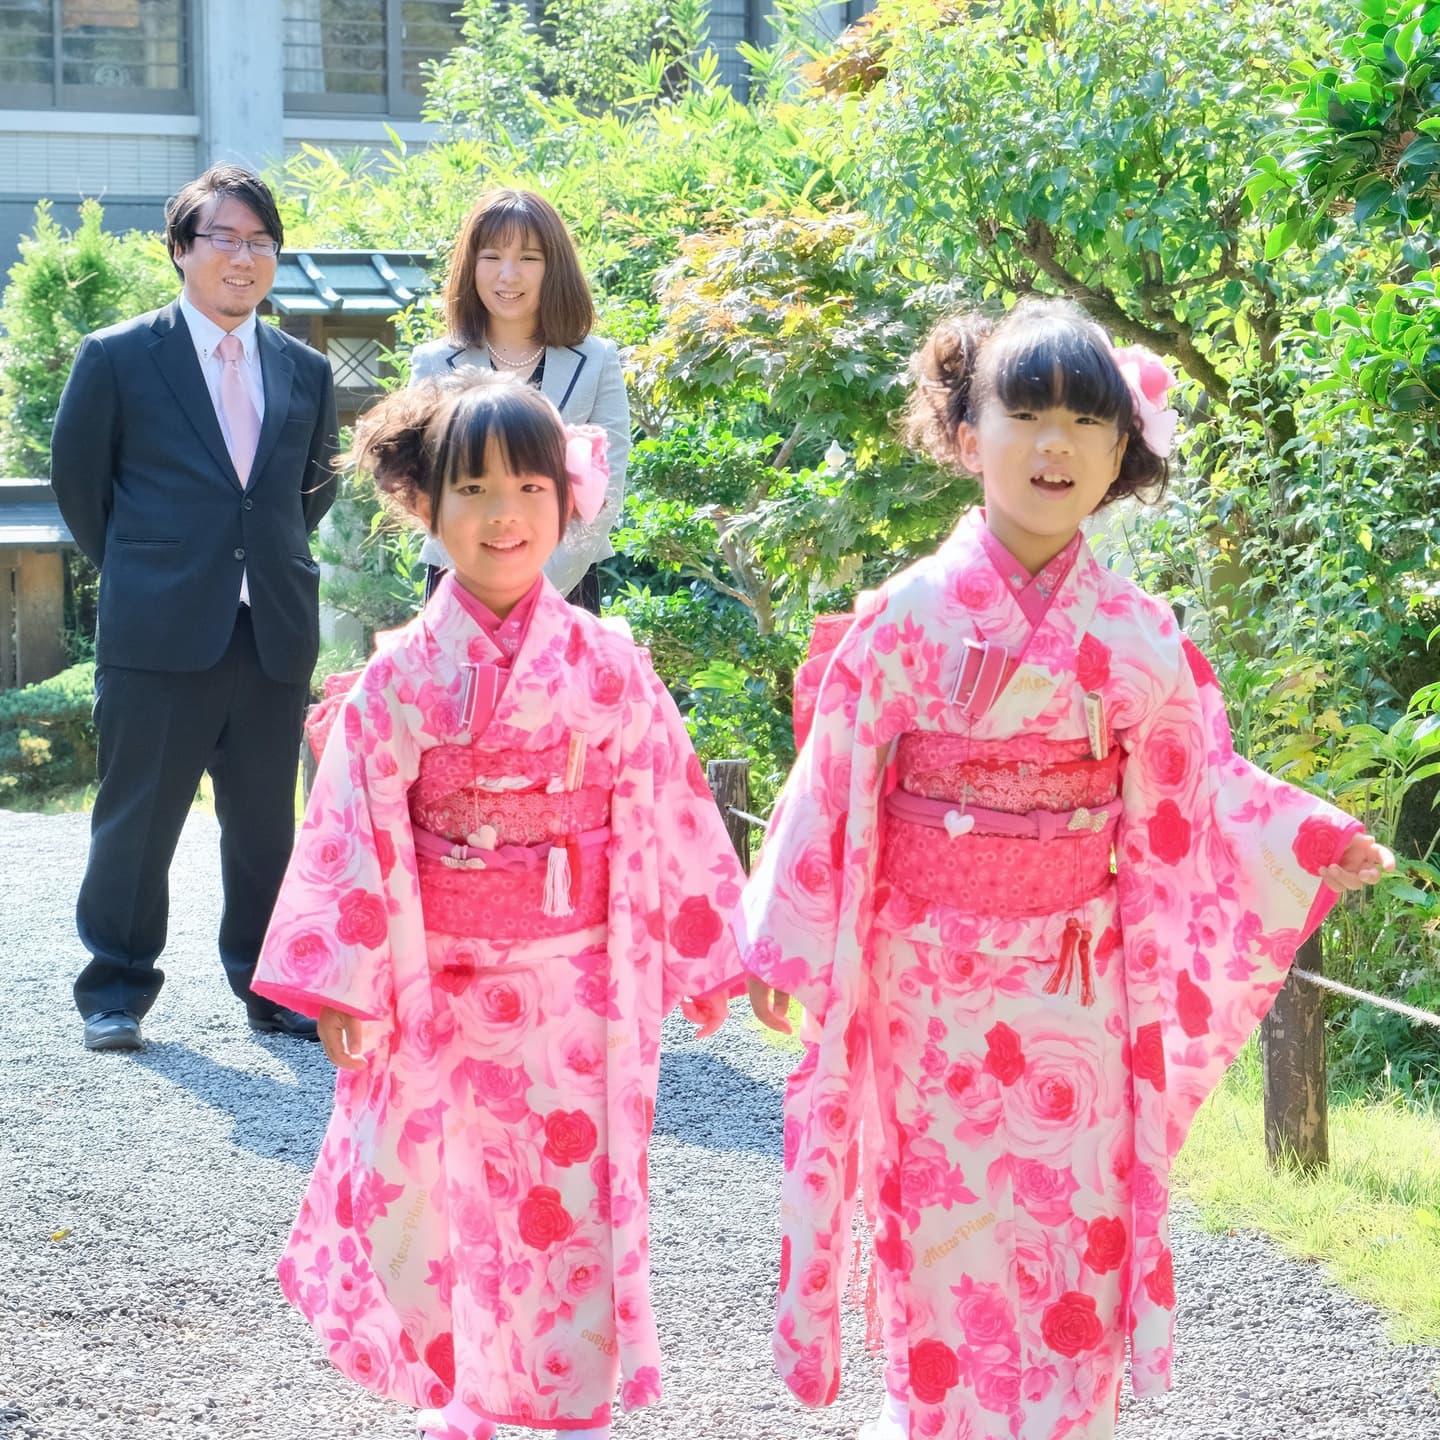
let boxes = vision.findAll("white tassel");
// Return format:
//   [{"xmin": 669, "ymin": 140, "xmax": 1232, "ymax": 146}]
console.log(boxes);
[{"xmin": 543, "ymin": 841, "xmax": 573, "ymax": 918}]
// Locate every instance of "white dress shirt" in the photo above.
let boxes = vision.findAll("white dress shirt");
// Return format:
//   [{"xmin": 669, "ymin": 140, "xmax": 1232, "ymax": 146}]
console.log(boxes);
[{"xmin": 179, "ymin": 295, "xmax": 266, "ymax": 605}]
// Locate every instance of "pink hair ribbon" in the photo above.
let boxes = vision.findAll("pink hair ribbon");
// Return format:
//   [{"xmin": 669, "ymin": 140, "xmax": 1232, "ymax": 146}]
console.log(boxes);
[
  {"xmin": 564, "ymin": 424, "xmax": 610, "ymax": 523},
  {"xmin": 1108, "ymin": 343, "xmax": 1179, "ymax": 455}
]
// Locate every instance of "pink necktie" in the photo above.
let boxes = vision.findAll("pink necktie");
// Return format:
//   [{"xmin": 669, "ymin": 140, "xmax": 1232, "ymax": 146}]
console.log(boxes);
[{"xmin": 215, "ymin": 333, "xmax": 260, "ymax": 485}]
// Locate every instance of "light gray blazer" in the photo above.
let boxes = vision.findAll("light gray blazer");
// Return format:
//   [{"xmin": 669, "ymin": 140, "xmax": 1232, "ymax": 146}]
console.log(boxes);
[{"xmin": 409, "ymin": 333, "xmax": 631, "ymax": 595}]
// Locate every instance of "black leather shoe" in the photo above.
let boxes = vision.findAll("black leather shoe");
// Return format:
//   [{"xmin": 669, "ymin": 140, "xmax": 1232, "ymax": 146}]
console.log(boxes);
[
  {"xmin": 83, "ymin": 1011, "xmax": 144, "ymax": 1052},
  {"xmin": 246, "ymin": 1005, "xmax": 320, "ymax": 1040}
]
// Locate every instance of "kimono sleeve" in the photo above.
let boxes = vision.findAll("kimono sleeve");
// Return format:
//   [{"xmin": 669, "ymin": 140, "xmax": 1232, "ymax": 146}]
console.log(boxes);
[
  {"xmin": 1117, "ymin": 635, "xmax": 1361, "ymax": 1157},
  {"xmin": 635, "ymin": 664, "xmax": 748, "ymax": 1018},
  {"xmin": 734, "ymin": 613, "xmax": 881, "ymax": 1022},
  {"xmin": 252, "ymin": 675, "xmax": 420, "ymax": 1021}
]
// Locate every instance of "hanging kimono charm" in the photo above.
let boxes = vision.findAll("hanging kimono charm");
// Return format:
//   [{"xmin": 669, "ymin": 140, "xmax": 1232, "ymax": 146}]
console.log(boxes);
[{"xmin": 543, "ymin": 730, "xmax": 588, "ymax": 918}]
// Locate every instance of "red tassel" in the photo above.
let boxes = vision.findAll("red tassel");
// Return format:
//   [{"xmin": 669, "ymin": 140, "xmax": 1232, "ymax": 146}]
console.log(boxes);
[
  {"xmin": 566, "ymin": 835, "xmax": 583, "ymax": 907},
  {"xmin": 1044, "ymin": 917, "xmax": 1080, "ymax": 997},
  {"xmin": 1079, "ymin": 926, "xmax": 1095, "ymax": 1007}
]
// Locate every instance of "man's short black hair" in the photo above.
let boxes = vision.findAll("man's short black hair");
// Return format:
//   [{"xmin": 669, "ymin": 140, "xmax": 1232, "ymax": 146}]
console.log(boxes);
[{"xmin": 164, "ymin": 165, "xmax": 284, "ymax": 276}]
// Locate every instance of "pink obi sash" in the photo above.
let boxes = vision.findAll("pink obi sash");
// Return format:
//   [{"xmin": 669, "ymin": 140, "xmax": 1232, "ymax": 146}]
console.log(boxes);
[
  {"xmin": 409, "ymin": 739, "xmax": 613, "ymax": 939},
  {"xmin": 414, "ymin": 824, "xmax": 611, "ymax": 939},
  {"xmin": 879, "ymin": 733, "xmax": 1120, "ymax": 921}
]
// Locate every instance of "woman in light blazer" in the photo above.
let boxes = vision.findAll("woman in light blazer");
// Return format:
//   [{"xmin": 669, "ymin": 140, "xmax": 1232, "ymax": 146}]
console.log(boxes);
[{"xmin": 410, "ymin": 189, "xmax": 630, "ymax": 610}]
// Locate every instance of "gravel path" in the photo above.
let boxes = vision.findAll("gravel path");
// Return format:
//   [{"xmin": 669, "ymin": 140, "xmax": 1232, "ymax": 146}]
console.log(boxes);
[{"xmin": 3, "ymin": 809, "xmax": 1438, "ymax": 1440}]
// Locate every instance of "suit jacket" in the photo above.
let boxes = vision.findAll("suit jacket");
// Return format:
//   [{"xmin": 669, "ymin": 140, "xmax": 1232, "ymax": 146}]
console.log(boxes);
[
  {"xmin": 408, "ymin": 333, "xmax": 630, "ymax": 594},
  {"xmin": 51, "ymin": 300, "xmax": 339, "ymax": 685}
]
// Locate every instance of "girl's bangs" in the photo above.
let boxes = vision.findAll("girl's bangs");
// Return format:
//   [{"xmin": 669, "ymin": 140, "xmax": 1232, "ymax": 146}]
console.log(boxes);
[
  {"xmin": 443, "ymin": 397, "xmax": 563, "ymax": 486},
  {"xmin": 989, "ymin": 326, "xmax": 1131, "ymax": 423}
]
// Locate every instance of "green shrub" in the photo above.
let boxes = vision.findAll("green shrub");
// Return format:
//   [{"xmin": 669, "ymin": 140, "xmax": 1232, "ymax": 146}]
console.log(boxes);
[
  {"xmin": 0, "ymin": 199, "xmax": 174, "ymax": 480},
  {"xmin": 0, "ymin": 662, "xmax": 96, "ymax": 796},
  {"xmin": 0, "ymin": 199, "xmax": 176, "ymax": 662}
]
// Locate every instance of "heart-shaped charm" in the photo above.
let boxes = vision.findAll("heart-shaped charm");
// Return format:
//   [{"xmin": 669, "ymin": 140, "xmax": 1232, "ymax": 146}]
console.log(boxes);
[
  {"xmin": 466, "ymin": 825, "xmax": 499, "ymax": 850},
  {"xmin": 944, "ymin": 809, "xmax": 975, "ymax": 838}
]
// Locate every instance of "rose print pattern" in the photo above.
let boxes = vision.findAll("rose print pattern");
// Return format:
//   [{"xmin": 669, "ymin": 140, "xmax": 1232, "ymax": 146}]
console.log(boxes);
[
  {"xmin": 868, "ymin": 893, "xmax": 1129, "ymax": 1438},
  {"xmin": 253, "ymin": 576, "xmax": 745, "ymax": 1432},
  {"xmin": 736, "ymin": 509, "xmax": 1361, "ymax": 1438}
]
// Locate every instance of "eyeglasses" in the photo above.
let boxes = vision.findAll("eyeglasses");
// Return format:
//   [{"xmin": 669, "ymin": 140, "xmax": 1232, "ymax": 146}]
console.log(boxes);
[{"xmin": 194, "ymin": 232, "xmax": 280, "ymax": 258}]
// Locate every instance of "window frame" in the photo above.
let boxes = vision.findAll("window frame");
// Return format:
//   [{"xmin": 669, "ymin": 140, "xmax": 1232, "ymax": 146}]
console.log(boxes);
[
  {"xmin": 0, "ymin": 0, "xmax": 194, "ymax": 113},
  {"xmin": 282, "ymin": 0, "xmax": 462, "ymax": 119}
]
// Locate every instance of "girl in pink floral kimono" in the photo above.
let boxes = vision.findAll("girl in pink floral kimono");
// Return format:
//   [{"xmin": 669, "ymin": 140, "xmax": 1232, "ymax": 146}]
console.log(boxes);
[
  {"xmin": 737, "ymin": 299, "xmax": 1393, "ymax": 1440},
  {"xmin": 253, "ymin": 375, "xmax": 745, "ymax": 1440}
]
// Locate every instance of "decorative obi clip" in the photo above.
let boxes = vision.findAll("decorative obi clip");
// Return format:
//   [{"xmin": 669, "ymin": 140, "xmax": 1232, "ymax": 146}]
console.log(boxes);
[
  {"xmin": 439, "ymin": 825, "xmax": 499, "ymax": 869},
  {"xmin": 949, "ymin": 638, "xmax": 1018, "ymax": 718}
]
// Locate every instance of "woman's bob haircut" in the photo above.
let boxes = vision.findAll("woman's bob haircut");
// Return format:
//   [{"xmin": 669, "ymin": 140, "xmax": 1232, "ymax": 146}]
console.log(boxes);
[{"xmin": 444, "ymin": 189, "xmax": 595, "ymax": 351}]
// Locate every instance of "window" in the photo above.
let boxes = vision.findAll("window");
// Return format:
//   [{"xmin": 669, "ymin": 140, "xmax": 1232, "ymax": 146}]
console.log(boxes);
[
  {"xmin": 0, "ymin": 0, "xmax": 190, "ymax": 111},
  {"xmin": 283, "ymin": 0, "xmax": 463, "ymax": 115},
  {"xmin": 324, "ymin": 334, "xmax": 384, "ymax": 391}
]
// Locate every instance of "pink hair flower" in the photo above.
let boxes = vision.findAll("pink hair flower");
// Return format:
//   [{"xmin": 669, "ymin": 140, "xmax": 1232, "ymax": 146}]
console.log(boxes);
[
  {"xmin": 564, "ymin": 424, "xmax": 610, "ymax": 523},
  {"xmin": 1109, "ymin": 344, "xmax": 1179, "ymax": 456}
]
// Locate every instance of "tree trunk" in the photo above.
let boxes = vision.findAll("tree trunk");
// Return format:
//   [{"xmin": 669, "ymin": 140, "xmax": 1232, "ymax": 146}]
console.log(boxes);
[{"xmin": 1260, "ymin": 932, "xmax": 1329, "ymax": 1173}]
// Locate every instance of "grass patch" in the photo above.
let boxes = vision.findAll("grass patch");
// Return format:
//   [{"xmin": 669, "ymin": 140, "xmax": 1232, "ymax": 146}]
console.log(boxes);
[
  {"xmin": 1175, "ymin": 1038, "xmax": 1440, "ymax": 1344},
  {"xmin": 0, "ymin": 781, "xmax": 97, "ymax": 814},
  {"xmin": 0, "ymin": 769, "xmax": 307, "ymax": 821}
]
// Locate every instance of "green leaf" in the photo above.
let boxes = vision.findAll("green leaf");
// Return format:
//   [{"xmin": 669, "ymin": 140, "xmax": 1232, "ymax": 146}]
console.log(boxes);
[
  {"xmin": 1265, "ymin": 216, "xmax": 1300, "ymax": 259},
  {"xmin": 1397, "ymin": 137, "xmax": 1440, "ymax": 173},
  {"xmin": 1352, "ymin": 175, "xmax": 1394, "ymax": 224}
]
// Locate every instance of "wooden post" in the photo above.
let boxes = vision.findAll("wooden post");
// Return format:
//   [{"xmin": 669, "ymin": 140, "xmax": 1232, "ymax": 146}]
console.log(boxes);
[
  {"xmin": 0, "ymin": 559, "xmax": 16, "ymax": 689},
  {"xmin": 299, "ymin": 732, "xmax": 318, "ymax": 802},
  {"xmin": 706, "ymin": 759, "xmax": 752, "ymax": 872},
  {"xmin": 1260, "ymin": 931, "xmax": 1329, "ymax": 1172},
  {"xmin": 15, "ymin": 550, "xmax": 66, "ymax": 686}
]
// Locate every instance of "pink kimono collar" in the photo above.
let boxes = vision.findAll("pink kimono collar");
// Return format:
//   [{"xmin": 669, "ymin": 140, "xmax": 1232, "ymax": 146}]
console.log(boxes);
[
  {"xmin": 447, "ymin": 575, "xmax": 543, "ymax": 664},
  {"xmin": 977, "ymin": 521, "xmax": 1084, "ymax": 629}
]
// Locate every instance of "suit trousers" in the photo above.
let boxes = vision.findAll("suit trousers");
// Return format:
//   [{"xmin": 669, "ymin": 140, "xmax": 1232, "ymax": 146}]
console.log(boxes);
[{"xmin": 73, "ymin": 608, "xmax": 307, "ymax": 1019}]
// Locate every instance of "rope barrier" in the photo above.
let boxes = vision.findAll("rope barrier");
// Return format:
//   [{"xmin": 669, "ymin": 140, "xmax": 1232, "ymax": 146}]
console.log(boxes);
[
  {"xmin": 725, "ymin": 806, "xmax": 1439, "ymax": 1029},
  {"xmin": 728, "ymin": 807, "xmax": 770, "ymax": 832},
  {"xmin": 1293, "ymin": 969, "xmax": 1440, "ymax": 1029}
]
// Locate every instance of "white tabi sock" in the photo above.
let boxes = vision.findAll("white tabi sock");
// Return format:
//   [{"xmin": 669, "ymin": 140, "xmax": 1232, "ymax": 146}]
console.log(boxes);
[{"xmin": 857, "ymin": 1392, "xmax": 909, "ymax": 1440}]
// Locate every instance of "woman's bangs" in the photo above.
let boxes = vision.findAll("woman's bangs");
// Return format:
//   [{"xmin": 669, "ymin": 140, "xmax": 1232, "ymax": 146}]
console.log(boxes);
[
  {"xmin": 473, "ymin": 204, "xmax": 543, "ymax": 257},
  {"xmin": 990, "ymin": 328, "xmax": 1131, "ymax": 422}
]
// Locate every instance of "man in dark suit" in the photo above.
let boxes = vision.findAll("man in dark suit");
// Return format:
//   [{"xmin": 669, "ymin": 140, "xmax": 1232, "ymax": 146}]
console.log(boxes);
[{"xmin": 51, "ymin": 165, "xmax": 339, "ymax": 1051}]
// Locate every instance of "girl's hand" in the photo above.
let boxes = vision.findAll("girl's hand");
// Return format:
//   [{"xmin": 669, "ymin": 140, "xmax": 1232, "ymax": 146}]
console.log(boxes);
[
  {"xmin": 1319, "ymin": 832, "xmax": 1396, "ymax": 893},
  {"xmin": 318, "ymin": 1006, "xmax": 368, "ymax": 1070},
  {"xmin": 747, "ymin": 975, "xmax": 793, "ymax": 1035},
  {"xmin": 680, "ymin": 992, "xmax": 729, "ymax": 1040}
]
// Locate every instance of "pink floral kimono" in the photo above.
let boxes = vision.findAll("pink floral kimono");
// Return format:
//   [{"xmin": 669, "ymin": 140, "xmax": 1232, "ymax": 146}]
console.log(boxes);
[
  {"xmin": 253, "ymin": 574, "xmax": 744, "ymax": 1433},
  {"xmin": 737, "ymin": 510, "xmax": 1358, "ymax": 1440}
]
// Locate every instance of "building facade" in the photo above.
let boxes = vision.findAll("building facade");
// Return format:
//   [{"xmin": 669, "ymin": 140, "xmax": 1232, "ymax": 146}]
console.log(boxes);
[
  {"xmin": 0, "ymin": 0, "xmax": 466, "ymax": 270},
  {"xmin": 0, "ymin": 0, "xmax": 872, "ymax": 272}
]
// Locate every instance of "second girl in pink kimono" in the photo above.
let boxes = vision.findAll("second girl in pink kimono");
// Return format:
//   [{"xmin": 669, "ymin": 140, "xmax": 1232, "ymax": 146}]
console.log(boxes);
[
  {"xmin": 253, "ymin": 374, "xmax": 745, "ymax": 1440},
  {"xmin": 739, "ymin": 299, "xmax": 1394, "ymax": 1440}
]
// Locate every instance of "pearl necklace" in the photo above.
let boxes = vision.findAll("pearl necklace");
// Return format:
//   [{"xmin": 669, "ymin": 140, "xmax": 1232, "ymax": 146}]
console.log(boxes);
[{"xmin": 486, "ymin": 339, "xmax": 545, "ymax": 370}]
